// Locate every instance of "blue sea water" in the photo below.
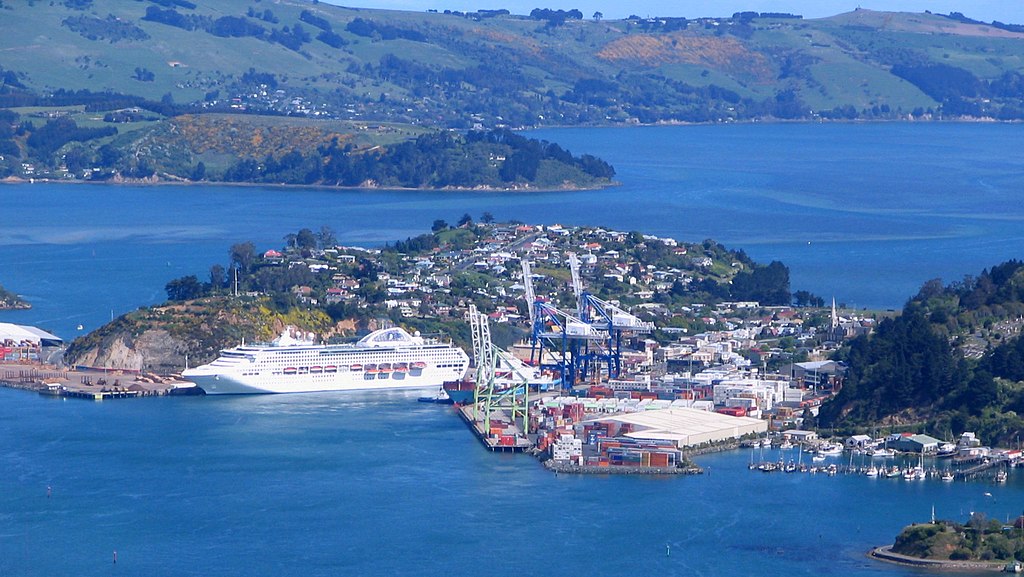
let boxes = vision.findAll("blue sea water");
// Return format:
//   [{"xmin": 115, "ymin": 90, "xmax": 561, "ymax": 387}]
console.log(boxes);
[
  {"xmin": 2, "ymin": 123, "xmax": 1024, "ymax": 339},
  {"xmin": 0, "ymin": 387, "xmax": 1020, "ymax": 577},
  {"xmin": 2, "ymin": 123, "xmax": 1024, "ymax": 575}
]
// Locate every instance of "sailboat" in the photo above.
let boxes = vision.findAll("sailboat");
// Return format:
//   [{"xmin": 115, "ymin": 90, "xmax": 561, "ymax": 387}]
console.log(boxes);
[{"xmin": 903, "ymin": 449, "xmax": 926, "ymax": 480}]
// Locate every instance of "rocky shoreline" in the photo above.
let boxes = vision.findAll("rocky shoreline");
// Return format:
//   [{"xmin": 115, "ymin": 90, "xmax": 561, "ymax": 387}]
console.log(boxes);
[{"xmin": 868, "ymin": 545, "xmax": 1006, "ymax": 572}]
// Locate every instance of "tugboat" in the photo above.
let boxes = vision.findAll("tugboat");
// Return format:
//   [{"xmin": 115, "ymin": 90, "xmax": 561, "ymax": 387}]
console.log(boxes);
[{"xmin": 417, "ymin": 386, "xmax": 452, "ymax": 404}]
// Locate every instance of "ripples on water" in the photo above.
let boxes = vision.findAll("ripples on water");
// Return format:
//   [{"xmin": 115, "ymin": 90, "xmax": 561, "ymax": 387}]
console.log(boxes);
[
  {"xmin": 2, "ymin": 124, "xmax": 1024, "ymax": 574},
  {"xmin": 3, "ymin": 124, "xmax": 1023, "ymax": 337},
  {"xmin": 2, "ymin": 388, "xmax": 1021, "ymax": 577}
]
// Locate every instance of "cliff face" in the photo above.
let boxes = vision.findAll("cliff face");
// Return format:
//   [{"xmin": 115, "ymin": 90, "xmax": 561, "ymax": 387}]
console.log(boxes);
[
  {"xmin": 64, "ymin": 297, "xmax": 346, "ymax": 373},
  {"xmin": 67, "ymin": 328, "xmax": 187, "ymax": 372}
]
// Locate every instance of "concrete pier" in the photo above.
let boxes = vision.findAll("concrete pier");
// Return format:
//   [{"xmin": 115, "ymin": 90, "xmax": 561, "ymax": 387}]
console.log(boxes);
[
  {"xmin": 456, "ymin": 404, "xmax": 532, "ymax": 452},
  {"xmin": 1, "ymin": 363, "xmax": 195, "ymax": 399}
]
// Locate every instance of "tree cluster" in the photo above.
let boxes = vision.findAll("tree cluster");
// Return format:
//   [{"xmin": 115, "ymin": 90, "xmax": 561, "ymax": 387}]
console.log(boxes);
[
  {"xmin": 729, "ymin": 261, "xmax": 791, "ymax": 305},
  {"xmin": 529, "ymin": 8, "xmax": 583, "ymax": 27},
  {"xmin": 26, "ymin": 117, "xmax": 117, "ymax": 157},
  {"xmin": 299, "ymin": 10, "xmax": 331, "ymax": 31},
  {"xmin": 218, "ymin": 128, "xmax": 614, "ymax": 188},
  {"xmin": 62, "ymin": 13, "xmax": 150, "ymax": 43},
  {"xmin": 345, "ymin": 18, "xmax": 426, "ymax": 42}
]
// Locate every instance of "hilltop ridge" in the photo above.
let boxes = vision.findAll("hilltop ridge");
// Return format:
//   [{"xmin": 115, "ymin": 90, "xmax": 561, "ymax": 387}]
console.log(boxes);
[
  {"xmin": 3, "ymin": 2, "xmax": 1024, "ymax": 126},
  {"xmin": 4, "ymin": 2, "xmax": 1024, "ymax": 183}
]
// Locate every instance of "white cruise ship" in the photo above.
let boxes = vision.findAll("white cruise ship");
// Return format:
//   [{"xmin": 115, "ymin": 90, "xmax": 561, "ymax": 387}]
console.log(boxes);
[{"xmin": 182, "ymin": 327, "xmax": 469, "ymax": 395}]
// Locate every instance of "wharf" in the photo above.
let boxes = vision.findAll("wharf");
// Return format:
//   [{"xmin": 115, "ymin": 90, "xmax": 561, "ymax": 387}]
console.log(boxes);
[
  {"xmin": 59, "ymin": 389, "xmax": 141, "ymax": 400},
  {"xmin": 543, "ymin": 459, "xmax": 701, "ymax": 475},
  {"xmin": 1, "ymin": 363, "xmax": 196, "ymax": 399},
  {"xmin": 456, "ymin": 404, "xmax": 533, "ymax": 452},
  {"xmin": 956, "ymin": 458, "xmax": 1011, "ymax": 479}
]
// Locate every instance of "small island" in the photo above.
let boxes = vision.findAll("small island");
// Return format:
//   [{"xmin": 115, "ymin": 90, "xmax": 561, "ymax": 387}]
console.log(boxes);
[
  {"xmin": 871, "ymin": 513, "xmax": 1024, "ymax": 572},
  {"xmin": 0, "ymin": 283, "xmax": 30, "ymax": 310}
]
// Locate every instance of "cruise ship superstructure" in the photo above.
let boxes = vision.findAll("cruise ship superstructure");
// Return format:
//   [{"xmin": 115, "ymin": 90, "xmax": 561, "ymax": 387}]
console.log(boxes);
[{"xmin": 182, "ymin": 327, "xmax": 469, "ymax": 394}]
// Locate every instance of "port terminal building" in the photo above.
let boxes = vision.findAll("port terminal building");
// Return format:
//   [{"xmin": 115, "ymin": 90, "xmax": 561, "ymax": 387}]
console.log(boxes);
[
  {"xmin": 0, "ymin": 323, "xmax": 63, "ymax": 361},
  {"xmin": 584, "ymin": 407, "xmax": 767, "ymax": 448}
]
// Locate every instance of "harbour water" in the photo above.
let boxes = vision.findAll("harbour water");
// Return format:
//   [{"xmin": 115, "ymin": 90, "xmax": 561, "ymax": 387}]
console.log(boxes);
[
  {"xmin": 2, "ymin": 123, "xmax": 1024, "ymax": 337},
  {"xmin": 1, "ymin": 387, "xmax": 1020, "ymax": 577},
  {"xmin": 3, "ymin": 123, "xmax": 1024, "ymax": 575}
]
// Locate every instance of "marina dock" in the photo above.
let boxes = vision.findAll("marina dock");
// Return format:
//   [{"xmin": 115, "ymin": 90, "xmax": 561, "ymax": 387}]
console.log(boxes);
[{"xmin": 748, "ymin": 454, "xmax": 1014, "ymax": 482}]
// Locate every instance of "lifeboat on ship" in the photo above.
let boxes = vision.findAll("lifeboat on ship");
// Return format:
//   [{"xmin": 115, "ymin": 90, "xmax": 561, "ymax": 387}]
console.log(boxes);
[{"xmin": 392, "ymin": 362, "xmax": 408, "ymax": 379}]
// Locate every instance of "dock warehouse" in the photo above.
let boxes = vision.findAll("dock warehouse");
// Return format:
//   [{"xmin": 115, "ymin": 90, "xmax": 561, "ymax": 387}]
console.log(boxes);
[
  {"xmin": 585, "ymin": 407, "xmax": 767, "ymax": 448},
  {"xmin": 0, "ymin": 323, "xmax": 63, "ymax": 347}
]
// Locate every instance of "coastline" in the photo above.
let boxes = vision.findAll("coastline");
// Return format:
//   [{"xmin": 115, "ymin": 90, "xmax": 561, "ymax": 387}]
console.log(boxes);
[
  {"xmin": 0, "ymin": 175, "xmax": 620, "ymax": 193},
  {"xmin": 525, "ymin": 117, "xmax": 1024, "ymax": 132},
  {"xmin": 868, "ymin": 546, "xmax": 1005, "ymax": 572},
  {"xmin": 542, "ymin": 458, "xmax": 702, "ymax": 475}
]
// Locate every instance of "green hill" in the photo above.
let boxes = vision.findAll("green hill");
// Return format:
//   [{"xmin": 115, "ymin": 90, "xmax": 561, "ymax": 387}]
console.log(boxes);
[
  {"xmin": 3, "ymin": 3, "xmax": 1024, "ymax": 125},
  {"xmin": 4, "ymin": 3, "xmax": 1024, "ymax": 184},
  {"xmin": 889, "ymin": 514, "xmax": 1024, "ymax": 565},
  {"xmin": 818, "ymin": 260, "xmax": 1024, "ymax": 445}
]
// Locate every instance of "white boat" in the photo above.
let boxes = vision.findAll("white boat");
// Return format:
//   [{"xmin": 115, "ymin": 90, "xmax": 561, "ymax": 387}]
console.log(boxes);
[
  {"xmin": 817, "ymin": 442, "xmax": 844, "ymax": 456},
  {"xmin": 868, "ymin": 447, "xmax": 897, "ymax": 458},
  {"xmin": 183, "ymin": 327, "xmax": 470, "ymax": 394},
  {"xmin": 941, "ymin": 470, "xmax": 955, "ymax": 482},
  {"xmin": 903, "ymin": 466, "xmax": 926, "ymax": 481},
  {"xmin": 996, "ymin": 470, "xmax": 1008, "ymax": 483},
  {"xmin": 864, "ymin": 465, "xmax": 879, "ymax": 477}
]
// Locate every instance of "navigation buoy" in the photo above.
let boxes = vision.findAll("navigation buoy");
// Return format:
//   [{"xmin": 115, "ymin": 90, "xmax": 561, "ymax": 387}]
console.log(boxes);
[
  {"xmin": 113, "ymin": 550, "xmax": 117, "ymax": 564},
  {"xmin": 46, "ymin": 485, "xmax": 51, "ymax": 498},
  {"xmin": 666, "ymin": 544, "xmax": 671, "ymax": 556}
]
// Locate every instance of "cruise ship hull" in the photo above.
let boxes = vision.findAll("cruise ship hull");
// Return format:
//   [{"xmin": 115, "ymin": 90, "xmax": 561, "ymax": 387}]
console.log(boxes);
[
  {"xmin": 186, "ymin": 369, "xmax": 457, "ymax": 395},
  {"xmin": 181, "ymin": 327, "xmax": 470, "ymax": 395}
]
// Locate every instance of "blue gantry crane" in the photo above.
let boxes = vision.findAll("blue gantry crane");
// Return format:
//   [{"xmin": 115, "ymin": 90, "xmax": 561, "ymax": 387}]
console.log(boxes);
[
  {"xmin": 522, "ymin": 254, "xmax": 654, "ymax": 389},
  {"xmin": 568, "ymin": 253, "xmax": 654, "ymax": 382}
]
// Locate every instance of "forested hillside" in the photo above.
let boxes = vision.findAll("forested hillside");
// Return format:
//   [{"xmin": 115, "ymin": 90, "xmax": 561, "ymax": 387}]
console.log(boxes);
[{"xmin": 819, "ymin": 260, "xmax": 1024, "ymax": 444}]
